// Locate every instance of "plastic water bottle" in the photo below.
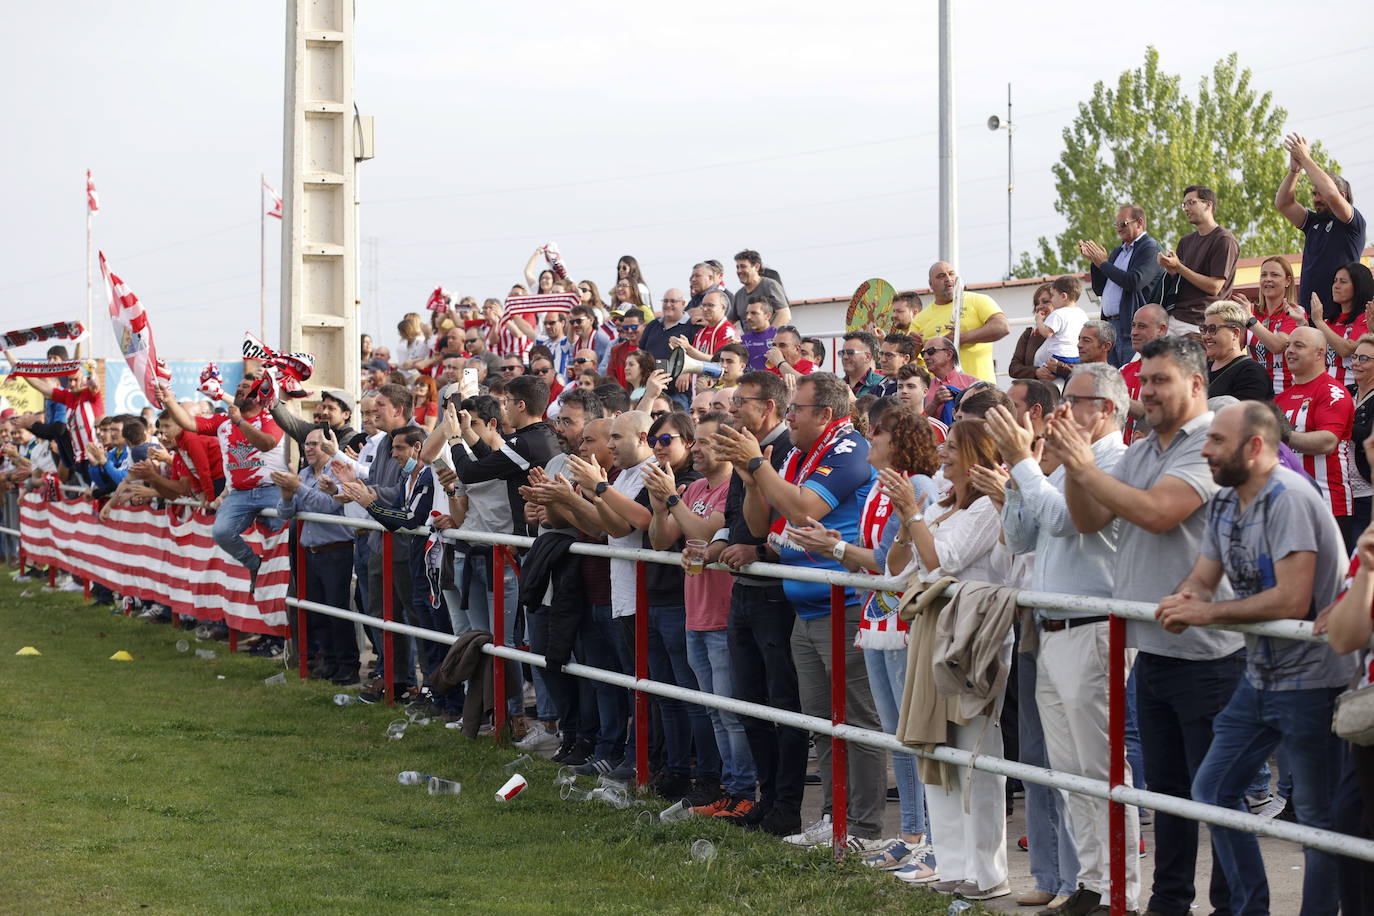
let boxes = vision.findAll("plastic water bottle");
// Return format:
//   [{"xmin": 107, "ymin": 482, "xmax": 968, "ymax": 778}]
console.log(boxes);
[
  {"xmin": 175, "ymin": 640, "xmax": 190, "ymax": 652},
  {"xmin": 397, "ymin": 771, "xmax": 430, "ymax": 786},
  {"xmin": 947, "ymin": 901, "xmax": 974, "ymax": 916},
  {"xmin": 427, "ymin": 776, "xmax": 462, "ymax": 796},
  {"xmin": 263, "ymin": 673, "xmax": 286, "ymax": 686},
  {"xmin": 195, "ymin": 649, "xmax": 216, "ymax": 660},
  {"xmin": 333, "ymin": 694, "xmax": 360, "ymax": 706}
]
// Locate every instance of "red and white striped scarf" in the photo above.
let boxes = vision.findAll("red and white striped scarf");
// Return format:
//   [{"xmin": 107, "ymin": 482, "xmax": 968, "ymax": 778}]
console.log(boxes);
[{"xmin": 3, "ymin": 321, "xmax": 86, "ymax": 350}]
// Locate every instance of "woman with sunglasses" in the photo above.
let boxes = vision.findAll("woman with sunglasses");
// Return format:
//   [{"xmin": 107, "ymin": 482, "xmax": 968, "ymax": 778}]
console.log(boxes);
[
  {"xmin": 615, "ymin": 255, "xmax": 652, "ymax": 310},
  {"xmin": 1200, "ymin": 300, "xmax": 1273, "ymax": 401},
  {"xmin": 411, "ymin": 375, "xmax": 439, "ymax": 432},
  {"xmin": 787, "ymin": 406, "xmax": 943, "ymax": 884},
  {"xmin": 1312, "ymin": 261, "xmax": 1374, "ymax": 387},
  {"xmin": 634, "ymin": 412, "xmax": 724, "ymax": 803},
  {"xmin": 1346, "ymin": 333, "xmax": 1374, "ymax": 533}
]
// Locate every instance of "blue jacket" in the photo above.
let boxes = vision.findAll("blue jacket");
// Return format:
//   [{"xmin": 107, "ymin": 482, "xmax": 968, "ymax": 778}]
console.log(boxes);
[{"xmin": 1090, "ymin": 233, "xmax": 1164, "ymax": 366}]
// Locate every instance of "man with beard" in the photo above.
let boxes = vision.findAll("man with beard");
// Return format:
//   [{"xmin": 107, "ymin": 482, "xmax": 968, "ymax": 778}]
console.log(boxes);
[
  {"xmin": 158, "ymin": 374, "xmax": 286, "ymax": 590},
  {"xmin": 1276, "ymin": 133, "xmax": 1366, "ymax": 318},
  {"xmin": 1162, "ymin": 401, "xmax": 1353, "ymax": 916}
]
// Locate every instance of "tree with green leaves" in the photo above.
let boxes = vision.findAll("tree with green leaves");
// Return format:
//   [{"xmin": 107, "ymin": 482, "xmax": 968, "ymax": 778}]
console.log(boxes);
[{"xmin": 1017, "ymin": 47, "xmax": 1342, "ymax": 277}]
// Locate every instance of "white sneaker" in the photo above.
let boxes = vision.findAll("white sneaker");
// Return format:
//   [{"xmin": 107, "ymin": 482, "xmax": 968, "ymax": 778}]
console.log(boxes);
[
  {"xmin": 842, "ymin": 835, "xmax": 890, "ymax": 854},
  {"xmin": 1256, "ymin": 795, "xmax": 1287, "ymax": 819},
  {"xmin": 893, "ymin": 843, "xmax": 939, "ymax": 884},
  {"xmin": 1245, "ymin": 792, "xmax": 1273, "ymax": 814},
  {"xmin": 515, "ymin": 726, "xmax": 561, "ymax": 755},
  {"xmin": 783, "ymin": 813, "xmax": 833, "ymax": 848}
]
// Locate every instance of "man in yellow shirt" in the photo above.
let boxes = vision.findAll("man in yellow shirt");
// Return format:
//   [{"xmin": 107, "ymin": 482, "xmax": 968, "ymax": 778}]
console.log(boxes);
[{"xmin": 909, "ymin": 261, "xmax": 1009, "ymax": 383}]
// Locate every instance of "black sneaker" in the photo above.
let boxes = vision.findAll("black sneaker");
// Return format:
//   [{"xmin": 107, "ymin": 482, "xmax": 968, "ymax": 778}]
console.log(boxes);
[
  {"xmin": 683, "ymin": 779, "xmax": 724, "ymax": 809},
  {"xmin": 309, "ymin": 664, "xmax": 338, "ymax": 681},
  {"xmin": 720, "ymin": 799, "xmax": 769, "ymax": 828},
  {"xmin": 558, "ymin": 738, "xmax": 594, "ymax": 767},
  {"xmin": 330, "ymin": 668, "xmax": 361, "ymax": 687},
  {"xmin": 753, "ymin": 807, "xmax": 801, "ymax": 838},
  {"xmin": 551, "ymin": 735, "xmax": 579, "ymax": 764},
  {"xmin": 1037, "ymin": 885, "xmax": 1100, "ymax": 916},
  {"xmin": 573, "ymin": 756, "xmax": 623, "ymax": 778}
]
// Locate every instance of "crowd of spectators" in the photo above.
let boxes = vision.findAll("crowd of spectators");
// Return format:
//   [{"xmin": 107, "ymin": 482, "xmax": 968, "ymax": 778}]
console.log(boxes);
[{"xmin": 3, "ymin": 133, "xmax": 1374, "ymax": 914}]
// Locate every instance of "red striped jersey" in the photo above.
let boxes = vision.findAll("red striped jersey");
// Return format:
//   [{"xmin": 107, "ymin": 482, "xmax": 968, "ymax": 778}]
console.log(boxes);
[
  {"xmin": 1275, "ymin": 373, "xmax": 1355, "ymax": 516},
  {"xmin": 1248, "ymin": 309, "xmax": 1298, "ymax": 395}
]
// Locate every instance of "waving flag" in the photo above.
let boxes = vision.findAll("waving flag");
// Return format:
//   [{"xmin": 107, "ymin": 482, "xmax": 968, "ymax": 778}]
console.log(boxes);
[
  {"xmin": 502, "ymin": 291, "xmax": 578, "ymax": 321},
  {"xmin": 264, "ymin": 180, "xmax": 282, "ymax": 220},
  {"xmin": 426, "ymin": 286, "xmax": 451, "ymax": 311},
  {"xmin": 99, "ymin": 252, "xmax": 163, "ymax": 405},
  {"xmin": 87, "ymin": 170, "xmax": 100, "ymax": 213}
]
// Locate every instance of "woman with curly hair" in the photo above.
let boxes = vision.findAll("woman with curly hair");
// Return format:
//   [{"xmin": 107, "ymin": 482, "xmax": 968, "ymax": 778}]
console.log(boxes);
[{"xmin": 789, "ymin": 406, "xmax": 941, "ymax": 881}]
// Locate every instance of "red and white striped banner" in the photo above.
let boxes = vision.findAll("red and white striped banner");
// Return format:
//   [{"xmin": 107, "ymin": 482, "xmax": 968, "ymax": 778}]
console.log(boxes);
[
  {"xmin": 264, "ymin": 179, "xmax": 282, "ymax": 220},
  {"xmin": 87, "ymin": 169, "xmax": 99, "ymax": 214},
  {"xmin": 502, "ymin": 292, "xmax": 578, "ymax": 320},
  {"xmin": 18, "ymin": 493, "xmax": 290, "ymax": 636}
]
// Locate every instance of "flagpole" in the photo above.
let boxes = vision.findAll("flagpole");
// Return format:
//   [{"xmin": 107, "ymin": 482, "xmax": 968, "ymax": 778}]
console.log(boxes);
[
  {"xmin": 260, "ymin": 172, "xmax": 266, "ymax": 341},
  {"xmin": 86, "ymin": 178, "xmax": 93, "ymax": 358}
]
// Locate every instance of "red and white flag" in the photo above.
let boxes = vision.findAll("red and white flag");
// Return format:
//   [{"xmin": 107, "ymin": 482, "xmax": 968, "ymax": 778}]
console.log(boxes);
[
  {"xmin": 99, "ymin": 252, "xmax": 164, "ymax": 405},
  {"xmin": 264, "ymin": 180, "xmax": 282, "ymax": 220},
  {"xmin": 86, "ymin": 170, "xmax": 99, "ymax": 214},
  {"xmin": 426, "ymin": 286, "xmax": 451, "ymax": 311}
]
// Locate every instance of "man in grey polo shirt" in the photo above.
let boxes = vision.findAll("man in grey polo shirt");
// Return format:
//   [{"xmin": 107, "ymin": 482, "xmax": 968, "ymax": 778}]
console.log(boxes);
[
  {"xmin": 1051, "ymin": 335, "xmax": 1244, "ymax": 916},
  {"xmin": 1161, "ymin": 401, "xmax": 1353, "ymax": 916},
  {"xmin": 993, "ymin": 361, "xmax": 1137, "ymax": 915}
]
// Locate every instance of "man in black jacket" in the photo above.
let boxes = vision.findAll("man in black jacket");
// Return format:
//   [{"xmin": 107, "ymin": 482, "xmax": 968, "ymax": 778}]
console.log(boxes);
[{"xmin": 1079, "ymin": 205, "xmax": 1165, "ymax": 367}]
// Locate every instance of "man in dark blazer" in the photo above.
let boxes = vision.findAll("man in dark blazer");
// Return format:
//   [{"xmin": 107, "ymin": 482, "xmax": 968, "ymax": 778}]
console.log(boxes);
[{"xmin": 1079, "ymin": 205, "xmax": 1165, "ymax": 366}]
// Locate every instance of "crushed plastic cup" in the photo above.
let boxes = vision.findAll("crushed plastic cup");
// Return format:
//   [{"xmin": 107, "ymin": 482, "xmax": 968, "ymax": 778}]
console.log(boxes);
[
  {"xmin": 560, "ymin": 783, "xmax": 592, "ymax": 802},
  {"xmin": 175, "ymin": 639, "xmax": 190, "ymax": 652},
  {"xmin": 397, "ymin": 770, "xmax": 430, "ymax": 786},
  {"xmin": 658, "ymin": 799, "xmax": 693, "ymax": 823},
  {"xmin": 495, "ymin": 774, "xmax": 527, "ymax": 801},
  {"xmin": 554, "ymin": 766, "xmax": 578, "ymax": 787},
  {"xmin": 195, "ymin": 649, "xmax": 216, "ymax": 660},
  {"xmin": 333, "ymin": 694, "xmax": 360, "ymax": 706},
  {"xmin": 598, "ymin": 774, "xmax": 630, "ymax": 791},
  {"xmin": 263, "ymin": 673, "xmax": 286, "ymax": 686},
  {"xmin": 590, "ymin": 785, "xmax": 630, "ymax": 809},
  {"xmin": 427, "ymin": 776, "xmax": 462, "ymax": 796},
  {"xmin": 690, "ymin": 838, "xmax": 716, "ymax": 863},
  {"xmin": 505, "ymin": 754, "xmax": 534, "ymax": 776},
  {"xmin": 946, "ymin": 901, "xmax": 974, "ymax": 916},
  {"xmin": 385, "ymin": 718, "xmax": 409, "ymax": 741},
  {"xmin": 406, "ymin": 707, "xmax": 432, "ymax": 725},
  {"xmin": 636, "ymin": 810, "xmax": 656, "ymax": 828}
]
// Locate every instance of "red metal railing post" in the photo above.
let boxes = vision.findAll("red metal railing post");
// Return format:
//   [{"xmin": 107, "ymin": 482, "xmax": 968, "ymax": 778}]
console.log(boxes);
[
  {"xmin": 382, "ymin": 531, "xmax": 395, "ymax": 706},
  {"xmin": 493, "ymin": 545, "xmax": 507, "ymax": 741},
  {"xmin": 635, "ymin": 560, "xmax": 649, "ymax": 789},
  {"xmin": 83, "ymin": 577, "xmax": 90, "ymax": 601},
  {"xmin": 228, "ymin": 628, "xmax": 238, "ymax": 653},
  {"xmin": 18, "ymin": 546, "xmax": 25, "ymax": 576},
  {"xmin": 48, "ymin": 565, "xmax": 56, "ymax": 589},
  {"xmin": 295, "ymin": 521, "xmax": 309, "ymax": 680},
  {"xmin": 830, "ymin": 584, "xmax": 847, "ymax": 857},
  {"xmin": 1109, "ymin": 614, "xmax": 1126, "ymax": 915}
]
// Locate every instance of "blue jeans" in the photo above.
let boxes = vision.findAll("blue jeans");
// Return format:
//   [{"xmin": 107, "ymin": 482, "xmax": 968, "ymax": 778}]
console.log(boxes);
[
  {"xmin": 1125, "ymin": 664, "xmax": 1146, "ymax": 790},
  {"xmin": 579, "ymin": 604, "xmax": 628, "ymax": 761},
  {"xmin": 647, "ymin": 605, "xmax": 721, "ymax": 782},
  {"xmin": 687, "ymin": 629, "xmax": 756, "ymax": 798},
  {"xmin": 863, "ymin": 645, "xmax": 927, "ymax": 837},
  {"xmin": 1018, "ymin": 646, "xmax": 1078, "ymax": 896},
  {"xmin": 443, "ymin": 552, "xmax": 523, "ymax": 717},
  {"xmin": 406, "ymin": 537, "xmax": 457, "ymax": 712},
  {"xmin": 212, "ymin": 486, "xmax": 283, "ymax": 570},
  {"xmin": 1136, "ymin": 650, "xmax": 1244, "ymax": 916},
  {"xmin": 1192, "ymin": 680, "xmax": 1344, "ymax": 916}
]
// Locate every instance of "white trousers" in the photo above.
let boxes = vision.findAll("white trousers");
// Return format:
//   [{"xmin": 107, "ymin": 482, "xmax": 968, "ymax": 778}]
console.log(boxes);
[
  {"xmin": 1037, "ymin": 621, "xmax": 1141, "ymax": 910},
  {"xmin": 925, "ymin": 715, "xmax": 1008, "ymax": 891}
]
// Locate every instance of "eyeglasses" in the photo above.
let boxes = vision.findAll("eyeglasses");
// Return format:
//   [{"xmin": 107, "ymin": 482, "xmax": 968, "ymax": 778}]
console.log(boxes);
[
  {"xmin": 784, "ymin": 402, "xmax": 820, "ymax": 414},
  {"xmin": 1063, "ymin": 394, "xmax": 1110, "ymax": 408},
  {"xmin": 577, "ymin": 286, "xmax": 591, "ymax": 293},
  {"xmin": 1181, "ymin": 198, "xmax": 1205, "ymax": 209},
  {"xmin": 621, "ymin": 324, "xmax": 641, "ymax": 332},
  {"xmin": 570, "ymin": 318, "xmax": 588, "ymax": 325},
  {"xmin": 649, "ymin": 434, "xmax": 682, "ymax": 447},
  {"xmin": 1351, "ymin": 354, "xmax": 1374, "ymax": 365},
  {"xmin": 501, "ymin": 365, "xmax": 522, "ymax": 373},
  {"xmin": 1113, "ymin": 218, "xmax": 1139, "ymax": 229},
  {"xmin": 649, "ymin": 411, "xmax": 668, "ymax": 420},
  {"xmin": 838, "ymin": 349, "xmax": 867, "ymax": 357},
  {"xmin": 729, "ymin": 395, "xmax": 768, "ymax": 408},
  {"xmin": 543, "ymin": 321, "xmax": 560, "ymax": 327},
  {"xmin": 921, "ymin": 347, "xmax": 950, "ymax": 358},
  {"xmin": 573, "ymin": 357, "xmax": 593, "ymax": 365},
  {"xmin": 532, "ymin": 367, "xmax": 552, "ymax": 375},
  {"xmin": 1199, "ymin": 323, "xmax": 1241, "ymax": 336},
  {"xmin": 464, "ymin": 338, "xmax": 479, "ymax": 345},
  {"xmin": 661, "ymin": 298, "xmax": 685, "ymax": 305}
]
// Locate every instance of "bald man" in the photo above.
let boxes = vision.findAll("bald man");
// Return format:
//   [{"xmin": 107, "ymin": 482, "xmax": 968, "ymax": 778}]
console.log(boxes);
[
  {"xmin": 909, "ymin": 261, "xmax": 1009, "ymax": 383},
  {"xmin": 1121, "ymin": 304, "xmax": 1171, "ymax": 443}
]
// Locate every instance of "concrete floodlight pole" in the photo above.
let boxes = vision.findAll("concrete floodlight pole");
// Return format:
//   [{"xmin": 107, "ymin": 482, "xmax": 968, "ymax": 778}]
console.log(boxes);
[
  {"xmin": 280, "ymin": 0, "xmax": 363, "ymax": 410},
  {"xmin": 937, "ymin": 0, "xmax": 958, "ymax": 267}
]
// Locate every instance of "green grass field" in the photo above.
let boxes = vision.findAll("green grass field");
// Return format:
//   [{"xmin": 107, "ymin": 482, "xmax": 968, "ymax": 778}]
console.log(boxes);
[{"xmin": 0, "ymin": 570, "xmax": 977, "ymax": 915}]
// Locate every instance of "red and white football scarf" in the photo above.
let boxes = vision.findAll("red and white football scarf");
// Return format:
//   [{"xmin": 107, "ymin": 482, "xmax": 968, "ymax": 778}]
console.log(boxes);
[
  {"xmin": 7, "ymin": 359, "xmax": 82, "ymax": 378},
  {"xmin": 541, "ymin": 242, "xmax": 569, "ymax": 279},
  {"xmin": 502, "ymin": 292, "xmax": 578, "ymax": 321},
  {"xmin": 426, "ymin": 286, "xmax": 451, "ymax": 311},
  {"xmin": 3, "ymin": 321, "xmax": 86, "ymax": 350},
  {"xmin": 768, "ymin": 417, "xmax": 854, "ymax": 544}
]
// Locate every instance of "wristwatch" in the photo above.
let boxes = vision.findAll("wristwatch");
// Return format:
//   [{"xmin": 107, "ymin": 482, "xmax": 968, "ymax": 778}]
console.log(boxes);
[
  {"xmin": 1245, "ymin": 317, "xmax": 1258, "ymax": 329},
  {"xmin": 594, "ymin": 481, "xmax": 609, "ymax": 498},
  {"xmin": 665, "ymin": 494, "xmax": 680, "ymax": 508},
  {"xmin": 755, "ymin": 544, "xmax": 767, "ymax": 561},
  {"xmin": 747, "ymin": 456, "xmax": 765, "ymax": 472},
  {"xmin": 831, "ymin": 541, "xmax": 847, "ymax": 561},
  {"xmin": 906, "ymin": 512, "xmax": 924, "ymax": 528}
]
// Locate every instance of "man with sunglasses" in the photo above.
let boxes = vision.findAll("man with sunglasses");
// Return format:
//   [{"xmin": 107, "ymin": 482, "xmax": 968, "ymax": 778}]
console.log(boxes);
[
  {"xmin": 921, "ymin": 338, "xmax": 981, "ymax": 426},
  {"xmin": 568, "ymin": 305, "xmax": 610, "ymax": 374},
  {"xmin": 604, "ymin": 307, "xmax": 646, "ymax": 388},
  {"xmin": 1080, "ymin": 205, "xmax": 1165, "ymax": 367},
  {"xmin": 536, "ymin": 311, "xmax": 573, "ymax": 378},
  {"xmin": 839, "ymin": 332, "xmax": 885, "ymax": 397}
]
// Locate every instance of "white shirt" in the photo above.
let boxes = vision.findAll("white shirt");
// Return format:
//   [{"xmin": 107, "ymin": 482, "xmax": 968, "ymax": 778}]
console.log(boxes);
[{"xmin": 609, "ymin": 456, "xmax": 653, "ymax": 618}]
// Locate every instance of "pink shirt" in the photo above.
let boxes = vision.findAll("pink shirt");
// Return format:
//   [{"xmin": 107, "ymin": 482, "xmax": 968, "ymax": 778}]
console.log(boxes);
[{"xmin": 682, "ymin": 475, "xmax": 732, "ymax": 630}]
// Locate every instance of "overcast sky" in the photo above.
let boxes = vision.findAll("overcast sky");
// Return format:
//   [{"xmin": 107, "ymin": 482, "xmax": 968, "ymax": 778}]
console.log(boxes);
[{"xmin": 4, "ymin": 1, "xmax": 1371, "ymax": 361}]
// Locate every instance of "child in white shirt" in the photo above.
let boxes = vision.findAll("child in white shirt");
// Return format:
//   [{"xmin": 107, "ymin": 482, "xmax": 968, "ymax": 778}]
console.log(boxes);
[{"xmin": 1033, "ymin": 276, "xmax": 1088, "ymax": 367}]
